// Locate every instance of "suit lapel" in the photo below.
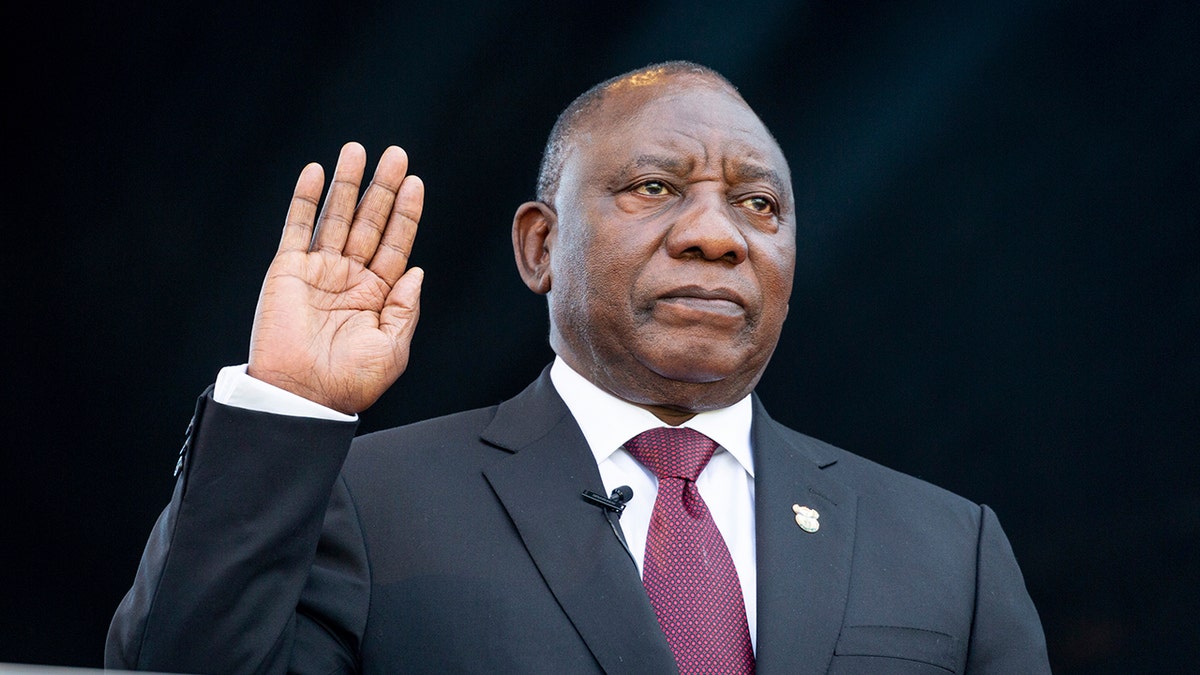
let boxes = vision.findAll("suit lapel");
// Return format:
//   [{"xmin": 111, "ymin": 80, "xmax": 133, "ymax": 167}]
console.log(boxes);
[
  {"xmin": 481, "ymin": 369, "xmax": 678, "ymax": 674},
  {"xmin": 751, "ymin": 398, "xmax": 857, "ymax": 675}
]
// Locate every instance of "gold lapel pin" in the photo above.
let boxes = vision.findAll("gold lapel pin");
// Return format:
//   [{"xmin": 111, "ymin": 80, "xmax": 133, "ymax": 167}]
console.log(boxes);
[{"xmin": 792, "ymin": 504, "xmax": 820, "ymax": 533}]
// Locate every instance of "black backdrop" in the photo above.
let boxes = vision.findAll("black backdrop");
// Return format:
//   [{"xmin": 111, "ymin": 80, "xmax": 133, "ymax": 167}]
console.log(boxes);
[{"xmin": 7, "ymin": 1, "xmax": 1198, "ymax": 672}]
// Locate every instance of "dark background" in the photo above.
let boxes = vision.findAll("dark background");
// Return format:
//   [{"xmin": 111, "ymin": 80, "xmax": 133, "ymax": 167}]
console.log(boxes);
[{"xmin": 6, "ymin": 1, "xmax": 1197, "ymax": 672}]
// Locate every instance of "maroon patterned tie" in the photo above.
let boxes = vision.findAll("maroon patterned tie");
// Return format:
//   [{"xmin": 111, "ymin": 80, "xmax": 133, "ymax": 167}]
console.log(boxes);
[{"xmin": 625, "ymin": 427, "xmax": 755, "ymax": 674}]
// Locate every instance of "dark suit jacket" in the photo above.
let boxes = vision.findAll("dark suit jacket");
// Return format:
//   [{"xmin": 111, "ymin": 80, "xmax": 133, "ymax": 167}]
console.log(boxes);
[{"xmin": 106, "ymin": 367, "xmax": 1049, "ymax": 673}]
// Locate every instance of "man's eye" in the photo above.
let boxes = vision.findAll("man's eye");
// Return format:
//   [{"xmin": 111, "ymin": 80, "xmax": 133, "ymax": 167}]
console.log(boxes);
[
  {"xmin": 633, "ymin": 181, "xmax": 670, "ymax": 196},
  {"xmin": 739, "ymin": 196, "xmax": 775, "ymax": 214}
]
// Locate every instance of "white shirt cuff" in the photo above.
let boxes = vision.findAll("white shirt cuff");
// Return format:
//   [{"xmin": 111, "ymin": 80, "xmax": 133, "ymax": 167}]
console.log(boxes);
[{"xmin": 213, "ymin": 364, "xmax": 358, "ymax": 422}]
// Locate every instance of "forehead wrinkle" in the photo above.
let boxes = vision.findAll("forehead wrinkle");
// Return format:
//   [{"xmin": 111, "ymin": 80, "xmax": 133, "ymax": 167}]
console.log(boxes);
[{"xmin": 621, "ymin": 153, "xmax": 694, "ymax": 177}]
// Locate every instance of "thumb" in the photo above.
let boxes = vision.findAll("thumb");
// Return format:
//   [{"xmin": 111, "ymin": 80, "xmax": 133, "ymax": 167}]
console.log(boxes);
[{"xmin": 379, "ymin": 266, "xmax": 423, "ymax": 351}]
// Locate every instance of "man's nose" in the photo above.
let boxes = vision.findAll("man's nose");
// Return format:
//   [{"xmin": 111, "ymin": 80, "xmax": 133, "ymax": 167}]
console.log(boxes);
[{"xmin": 665, "ymin": 191, "xmax": 749, "ymax": 264}]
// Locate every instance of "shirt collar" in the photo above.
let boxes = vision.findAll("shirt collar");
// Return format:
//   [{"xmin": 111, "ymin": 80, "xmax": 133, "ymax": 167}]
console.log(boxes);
[{"xmin": 549, "ymin": 356, "xmax": 755, "ymax": 477}]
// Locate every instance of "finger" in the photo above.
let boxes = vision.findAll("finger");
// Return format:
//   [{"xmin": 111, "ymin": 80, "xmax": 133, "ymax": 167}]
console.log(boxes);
[
  {"xmin": 368, "ymin": 174, "xmax": 424, "ymax": 286},
  {"xmin": 343, "ymin": 145, "xmax": 410, "ymax": 264},
  {"xmin": 278, "ymin": 162, "xmax": 325, "ymax": 254},
  {"xmin": 379, "ymin": 266, "xmax": 424, "ymax": 371},
  {"xmin": 311, "ymin": 142, "xmax": 367, "ymax": 253}
]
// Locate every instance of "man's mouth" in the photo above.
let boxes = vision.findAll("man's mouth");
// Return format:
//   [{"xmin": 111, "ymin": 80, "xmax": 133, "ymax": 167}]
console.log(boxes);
[{"xmin": 656, "ymin": 286, "xmax": 747, "ymax": 318}]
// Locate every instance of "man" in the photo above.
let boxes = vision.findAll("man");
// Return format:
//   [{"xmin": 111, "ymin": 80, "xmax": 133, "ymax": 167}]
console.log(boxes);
[{"xmin": 107, "ymin": 61, "xmax": 1050, "ymax": 673}]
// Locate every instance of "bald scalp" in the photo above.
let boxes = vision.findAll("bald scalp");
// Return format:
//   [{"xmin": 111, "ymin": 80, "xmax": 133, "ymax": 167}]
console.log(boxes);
[{"xmin": 535, "ymin": 61, "xmax": 745, "ymax": 205}]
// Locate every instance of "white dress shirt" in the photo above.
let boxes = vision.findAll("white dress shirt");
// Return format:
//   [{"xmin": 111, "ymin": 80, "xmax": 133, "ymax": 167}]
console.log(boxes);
[{"xmin": 213, "ymin": 356, "xmax": 759, "ymax": 649}]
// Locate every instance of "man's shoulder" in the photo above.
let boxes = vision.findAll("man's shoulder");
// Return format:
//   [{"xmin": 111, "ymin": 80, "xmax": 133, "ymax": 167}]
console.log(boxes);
[
  {"xmin": 335, "ymin": 403, "xmax": 509, "ymax": 502},
  {"xmin": 763, "ymin": 415, "xmax": 980, "ymax": 513},
  {"xmin": 350, "ymin": 402, "xmax": 503, "ymax": 454},
  {"xmin": 348, "ymin": 365, "xmax": 565, "ymax": 461}
]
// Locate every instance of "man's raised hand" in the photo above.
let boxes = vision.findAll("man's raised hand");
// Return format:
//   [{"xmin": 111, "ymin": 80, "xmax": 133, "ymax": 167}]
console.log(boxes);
[{"xmin": 247, "ymin": 142, "xmax": 424, "ymax": 414}]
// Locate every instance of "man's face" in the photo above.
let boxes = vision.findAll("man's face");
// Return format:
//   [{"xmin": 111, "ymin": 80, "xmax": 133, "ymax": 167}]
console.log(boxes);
[{"xmin": 545, "ymin": 76, "xmax": 796, "ymax": 415}]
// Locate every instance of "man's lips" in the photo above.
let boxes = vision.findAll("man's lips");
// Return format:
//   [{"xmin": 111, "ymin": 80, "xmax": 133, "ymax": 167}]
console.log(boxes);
[{"xmin": 655, "ymin": 286, "xmax": 747, "ymax": 317}]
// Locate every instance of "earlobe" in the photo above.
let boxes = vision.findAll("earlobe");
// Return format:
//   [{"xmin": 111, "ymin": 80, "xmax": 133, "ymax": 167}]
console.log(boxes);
[{"xmin": 512, "ymin": 201, "xmax": 556, "ymax": 295}]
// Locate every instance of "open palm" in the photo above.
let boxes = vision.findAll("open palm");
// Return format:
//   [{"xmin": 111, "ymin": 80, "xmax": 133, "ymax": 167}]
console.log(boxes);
[{"xmin": 248, "ymin": 142, "xmax": 424, "ymax": 414}]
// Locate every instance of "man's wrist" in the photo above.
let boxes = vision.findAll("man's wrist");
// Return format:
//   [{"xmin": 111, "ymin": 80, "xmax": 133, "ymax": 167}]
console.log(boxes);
[{"xmin": 213, "ymin": 364, "xmax": 357, "ymax": 422}]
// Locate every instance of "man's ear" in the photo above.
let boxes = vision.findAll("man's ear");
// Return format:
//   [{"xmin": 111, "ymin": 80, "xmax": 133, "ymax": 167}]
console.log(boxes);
[{"xmin": 512, "ymin": 200, "xmax": 556, "ymax": 295}]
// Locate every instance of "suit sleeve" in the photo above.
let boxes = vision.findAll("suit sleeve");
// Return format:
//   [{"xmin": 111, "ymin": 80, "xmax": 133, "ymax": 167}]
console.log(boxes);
[
  {"xmin": 105, "ymin": 388, "xmax": 369, "ymax": 674},
  {"xmin": 966, "ymin": 504, "xmax": 1051, "ymax": 673}
]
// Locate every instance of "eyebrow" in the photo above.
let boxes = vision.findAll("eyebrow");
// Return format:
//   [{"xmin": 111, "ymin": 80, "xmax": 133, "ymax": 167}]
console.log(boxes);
[
  {"xmin": 727, "ymin": 162, "xmax": 790, "ymax": 198},
  {"xmin": 614, "ymin": 153, "xmax": 790, "ymax": 198}
]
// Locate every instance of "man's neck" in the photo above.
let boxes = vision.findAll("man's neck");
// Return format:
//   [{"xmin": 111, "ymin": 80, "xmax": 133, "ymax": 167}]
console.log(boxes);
[{"xmin": 549, "ymin": 356, "xmax": 755, "ymax": 474}]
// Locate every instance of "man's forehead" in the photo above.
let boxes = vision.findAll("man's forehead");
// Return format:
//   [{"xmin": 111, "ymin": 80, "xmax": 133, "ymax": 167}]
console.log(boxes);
[{"xmin": 578, "ymin": 80, "xmax": 789, "ymax": 178}]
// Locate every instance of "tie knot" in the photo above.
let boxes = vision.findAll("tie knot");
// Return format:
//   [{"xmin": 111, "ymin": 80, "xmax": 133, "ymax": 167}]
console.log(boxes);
[{"xmin": 624, "ymin": 427, "xmax": 718, "ymax": 482}]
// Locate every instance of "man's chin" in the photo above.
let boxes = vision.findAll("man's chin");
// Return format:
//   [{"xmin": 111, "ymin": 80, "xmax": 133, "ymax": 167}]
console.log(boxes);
[
  {"xmin": 641, "ymin": 350, "xmax": 746, "ymax": 385},
  {"xmin": 635, "ymin": 340, "xmax": 772, "ymax": 400}
]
